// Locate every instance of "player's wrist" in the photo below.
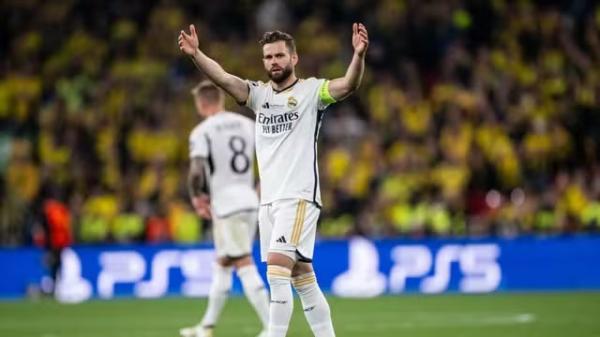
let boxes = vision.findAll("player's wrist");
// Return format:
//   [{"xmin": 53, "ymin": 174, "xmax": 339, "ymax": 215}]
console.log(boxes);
[
  {"xmin": 191, "ymin": 48, "xmax": 201, "ymax": 58},
  {"xmin": 354, "ymin": 50, "xmax": 366, "ymax": 59}
]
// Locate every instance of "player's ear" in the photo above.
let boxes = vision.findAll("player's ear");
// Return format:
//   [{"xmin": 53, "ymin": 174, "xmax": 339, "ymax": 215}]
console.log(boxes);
[{"xmin": 291, "ymin": 52, "xmax": 298, "ymax": 66}]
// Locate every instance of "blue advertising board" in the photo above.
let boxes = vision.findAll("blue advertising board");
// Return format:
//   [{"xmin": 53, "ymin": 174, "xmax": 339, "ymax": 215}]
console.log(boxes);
[{"xmin": 1, "ymin": 235, "xmax": 600, "ymax": 301}]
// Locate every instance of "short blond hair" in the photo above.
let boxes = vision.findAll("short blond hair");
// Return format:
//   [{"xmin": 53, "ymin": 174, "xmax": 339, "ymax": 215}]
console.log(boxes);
[{"xmin": 191, "ymin": 80, "xmax": 223, "ymax": 104}]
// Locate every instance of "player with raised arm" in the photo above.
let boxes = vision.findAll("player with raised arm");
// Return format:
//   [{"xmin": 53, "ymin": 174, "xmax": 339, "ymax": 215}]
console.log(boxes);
[
  {"xmin": 178, "ymin": 22, "xmax": 369, "ymax": 337},
  {"xmin": 180, "ymin": 81, "xmax": 269, "ymax": 337}
]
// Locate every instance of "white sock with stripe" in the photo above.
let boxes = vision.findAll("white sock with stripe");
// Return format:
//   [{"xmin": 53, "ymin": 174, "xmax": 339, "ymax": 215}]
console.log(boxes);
[
  {"xmin": 200, "ymin": 263, "xmax": 233, "ymax": 328},
  {"xmin": 293, "ymin": 272, "xmax": 336, "ymax": 337},
  {"xmin": 267, "ymin": 265, "xmax": 293, "ymax": 337},
  {"xmin": 237, "ymin": 264, "xmax": 269, "ymax": 330}
]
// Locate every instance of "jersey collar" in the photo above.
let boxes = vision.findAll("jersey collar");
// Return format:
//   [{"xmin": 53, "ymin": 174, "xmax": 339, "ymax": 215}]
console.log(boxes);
[{"xmin": 272, "ymin": 78, "xmax": 299, "ymax": 94}]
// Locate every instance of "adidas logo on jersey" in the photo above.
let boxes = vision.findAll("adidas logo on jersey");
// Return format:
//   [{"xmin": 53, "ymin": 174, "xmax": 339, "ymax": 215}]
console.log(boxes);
[
  {"xmin": 261, "ymin": 102, "xmax": 284, "ymax": 109},
  {"xmin": 276, "ymin": 236, "xmax": 287, "ymax": 244}
]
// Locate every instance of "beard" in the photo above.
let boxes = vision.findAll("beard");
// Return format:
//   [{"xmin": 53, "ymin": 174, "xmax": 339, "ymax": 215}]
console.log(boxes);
[{"xmin": 267, "ymin": 64, "xmax": 293, "ymax": 84}]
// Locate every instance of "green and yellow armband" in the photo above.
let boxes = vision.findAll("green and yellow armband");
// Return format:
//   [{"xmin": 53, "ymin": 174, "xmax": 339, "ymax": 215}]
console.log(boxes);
[{"xmin": 319, "ymin": 80, "xmax": 336, "ymax": 105}]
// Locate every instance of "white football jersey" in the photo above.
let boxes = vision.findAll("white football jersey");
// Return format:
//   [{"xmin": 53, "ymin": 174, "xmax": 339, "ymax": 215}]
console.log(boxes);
[
  {"xmin": 245, "ymin": 77, "xmax": 333, "ymax": 207},
  {"xmin": 189, "ymin": 112, "xmax": 259, "ymax": 218}
]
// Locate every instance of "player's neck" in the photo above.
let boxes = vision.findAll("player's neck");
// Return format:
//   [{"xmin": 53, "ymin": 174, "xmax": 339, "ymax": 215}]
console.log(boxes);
[
  {"xmin": 271, "ymin": 74, "xmax": 298, "ymax": 92},
  {"xmin": 203, "ymin": 106, "xmax": 224, "ymax": 117}
]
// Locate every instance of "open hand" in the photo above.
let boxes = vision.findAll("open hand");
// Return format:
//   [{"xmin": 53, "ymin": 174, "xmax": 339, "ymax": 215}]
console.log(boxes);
[
  {"xmin": 352, "ymin": 23, "xmax": 369, "ymax": 57},
  {"xmin": 178, "ymin": 24, "xmax": 199, "ymax": 56}
]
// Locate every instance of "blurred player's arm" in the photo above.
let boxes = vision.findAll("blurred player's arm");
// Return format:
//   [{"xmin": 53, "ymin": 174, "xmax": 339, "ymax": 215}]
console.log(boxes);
[
  {"xmin": 327, "ymin": 23, "xmax": 369, "ymax": 101},
  {"xmin": 178, "ymin": 24, "xmax": 249, "ymax": 104},
  {"xmin": 188, "ymin": 156, "xmax": 212, "ymax": 219}
]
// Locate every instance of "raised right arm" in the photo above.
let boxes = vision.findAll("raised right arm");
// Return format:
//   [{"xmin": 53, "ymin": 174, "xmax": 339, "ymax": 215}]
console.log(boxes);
[{"xmin": 179, "ymin": 24, "xmax": 249, "ymax": 104}]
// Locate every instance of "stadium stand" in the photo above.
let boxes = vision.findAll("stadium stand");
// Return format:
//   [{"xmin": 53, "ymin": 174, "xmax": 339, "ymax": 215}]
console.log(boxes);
[{"xmin": 0, "ymin": 0, "xmax": 599, "ymax": 246}]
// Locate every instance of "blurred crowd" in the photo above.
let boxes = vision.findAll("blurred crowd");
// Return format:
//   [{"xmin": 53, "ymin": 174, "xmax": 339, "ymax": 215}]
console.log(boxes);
[{"xmin": 1, "ymin": 0, "xmax": 600, "ymax": 247}]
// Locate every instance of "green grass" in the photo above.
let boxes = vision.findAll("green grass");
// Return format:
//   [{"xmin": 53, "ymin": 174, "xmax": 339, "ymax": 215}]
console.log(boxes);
[{"xmin": 0, "ymin": 293, "xmax": 599, "ymax": 337}]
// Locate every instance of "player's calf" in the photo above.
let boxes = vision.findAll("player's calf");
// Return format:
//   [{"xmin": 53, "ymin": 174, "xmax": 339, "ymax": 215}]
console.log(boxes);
[
  {"xmin": 234, "ymin": 256, "xmax": 269, "ymax": 333},
  {"xmin": 266, "ymin": 254, "xmax": 295, "ymax": 337},
  {"xmin": 180, "ymin": 263, "xmax": 232, "ymax": 337},
  {"xmin": 292, "ymin": 266, "xmax": 336, "ymax": 337}
]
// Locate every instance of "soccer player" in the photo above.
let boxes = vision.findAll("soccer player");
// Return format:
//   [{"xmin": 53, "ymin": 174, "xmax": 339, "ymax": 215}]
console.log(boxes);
[
  {"xmin": 178, "ymin": 22, "xmax": 369, "ymax": 337},
  {"xmin": 180, "ymin": 81, "xmax": 269, "ymax": 337}
]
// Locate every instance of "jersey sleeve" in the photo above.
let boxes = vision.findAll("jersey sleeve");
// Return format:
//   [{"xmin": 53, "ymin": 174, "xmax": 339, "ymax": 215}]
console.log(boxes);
[
  {"xmin": 189, "ymin": 127, "xmax": 209, "ymax": 159},
  {"xmin": 317, "ymin": 79, "xmax": 337, "ymax": 111},
  {"xmin": 244, "ymin": 80, "xmax": 263, "ymax": 113}
]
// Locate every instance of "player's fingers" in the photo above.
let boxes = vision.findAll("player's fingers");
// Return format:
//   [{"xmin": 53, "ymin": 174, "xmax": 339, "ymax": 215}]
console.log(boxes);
[
  {"xmin": 359, "ymin": 31, "xmax": 369, "ymax": 41},
  {"xmin": 353, "ymin": 22, "xmax": 358, "ymax": 35},
  {"xmin": 358, "ymin": 25, "xmax": 368, "ymax": 36},
  {"xmin": 181, "ymin": 29, "xmax": 192, "ymax": 41},
  {"xmin": 190, "ymin": 24, "xmax": 197, "ymax": 37}
]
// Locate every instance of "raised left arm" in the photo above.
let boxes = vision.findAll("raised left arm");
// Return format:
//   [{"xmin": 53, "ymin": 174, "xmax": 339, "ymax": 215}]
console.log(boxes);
[{"xmin": 328, "ymin": 23, "xmax": 369, "ymax": 101}]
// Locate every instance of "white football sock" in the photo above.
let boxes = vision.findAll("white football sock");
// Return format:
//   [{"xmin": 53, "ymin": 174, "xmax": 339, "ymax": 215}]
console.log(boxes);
[
  {"xmin": 267, "ymin": 265, "xmax": 293, "ymax": 337},
  {"xmin": 293, "ymin": 272, "xmax": 336, "ymax": 337},
  {"xmin": 237, "ymin": 264, "xmax": 270, "ymax": 329},
  {"xmin": 200, "ymin": 263, "xmax": 233, "ymax": 328}
]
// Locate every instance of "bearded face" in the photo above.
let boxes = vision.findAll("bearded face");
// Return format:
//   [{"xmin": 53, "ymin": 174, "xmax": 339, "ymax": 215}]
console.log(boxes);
[
  {"xmin": 268, "ymin": 63, "xmax": 293, "ymax": 83},
  {"xmin": 262, "ymin": 41, "xmax": 297, "ymax": 84}
]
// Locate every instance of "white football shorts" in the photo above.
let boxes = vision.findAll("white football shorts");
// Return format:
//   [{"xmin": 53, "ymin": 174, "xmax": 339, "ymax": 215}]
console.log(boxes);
[
  {"xmin": 259, "ymin": 199, "xmax": 321, "ymax": 262},
  {"xmin": 212, "ymin": 210, "xmax": 258, "ymax": 258}
]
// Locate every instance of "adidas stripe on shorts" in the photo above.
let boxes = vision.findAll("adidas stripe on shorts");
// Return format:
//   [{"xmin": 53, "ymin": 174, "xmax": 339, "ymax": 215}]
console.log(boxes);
[{"xmin": 258, "ymin": 198, "xmax": 320, "ymax": 262}]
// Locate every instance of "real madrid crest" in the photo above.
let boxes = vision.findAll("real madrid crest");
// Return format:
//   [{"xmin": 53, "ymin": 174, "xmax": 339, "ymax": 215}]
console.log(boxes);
[{"xmin": 287, "ymin": 96, "xmax": 298, "ymax": 108}]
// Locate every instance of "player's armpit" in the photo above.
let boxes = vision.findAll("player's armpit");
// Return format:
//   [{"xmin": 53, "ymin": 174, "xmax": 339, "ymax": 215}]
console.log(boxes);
[
  {"xmin": 235, "ymin": 81, "xmax": 252, "ymax": 106},
  {"xmin": 220, "ymin": 73, "xmax": 250, "ymax": 105}
]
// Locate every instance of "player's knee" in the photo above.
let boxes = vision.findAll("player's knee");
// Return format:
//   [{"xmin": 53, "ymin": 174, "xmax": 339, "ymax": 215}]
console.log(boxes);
[
  {"xmin": 292, "ymin": 261, "xmax": 313, "ymax": 277},
  {"xmin": 267, "ymin": 251, "xmax": 295, "ymax": 269},
  {"xmin": 266, "ymin": 253, "xmax": 294, "ymax": 285},
  {"xmin": 231, "ymin": 255, "xmax": 253, "ymax": 269},
  {"xmin": 211, "ymin": 263, "xmax": 233, "ymax": 294},
  {"xmin": 217, "ymin": 256, "xmax": 234, "ymax": 267}
]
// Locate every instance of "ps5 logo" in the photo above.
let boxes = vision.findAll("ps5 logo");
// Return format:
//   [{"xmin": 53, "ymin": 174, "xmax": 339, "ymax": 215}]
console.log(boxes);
[
  {"xmin": 56, "ymin": 248, "xmax": 216, "ymax": 302},
  {"xmin": 98, "ymin": 249, "xmax": 215, "ymax": 298},
  {"xmin": 332, "ymin": 238, "xmax": 501, "ymax": 297},
  {"xmin": 389, "ymin": 244, "xmax": 501, "ymax": 293}
]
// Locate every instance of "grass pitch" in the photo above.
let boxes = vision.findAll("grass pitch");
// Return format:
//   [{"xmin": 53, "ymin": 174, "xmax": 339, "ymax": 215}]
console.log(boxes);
[{"xmin": 0, "ymin": 292, "xmax": 599, "ymax": 337}]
